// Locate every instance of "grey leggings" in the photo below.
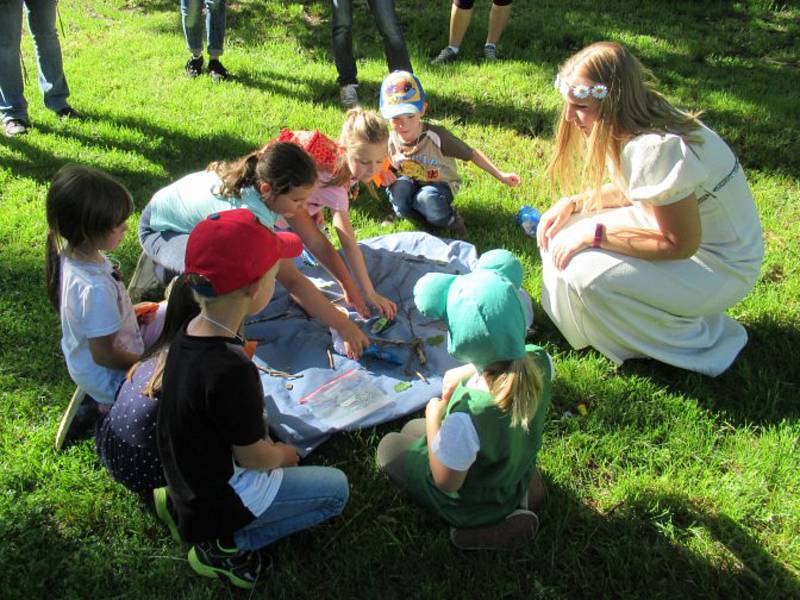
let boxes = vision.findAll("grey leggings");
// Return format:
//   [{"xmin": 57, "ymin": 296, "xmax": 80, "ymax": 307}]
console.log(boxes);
[{"xmin": 138, "ymin": 203, "xmax": 188, "ymax": 284}]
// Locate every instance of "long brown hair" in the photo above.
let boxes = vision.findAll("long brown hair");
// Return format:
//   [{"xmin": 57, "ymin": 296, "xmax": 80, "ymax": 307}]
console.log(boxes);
[
  {"xmin": 208, "ymin": 141, "xmax": 317, "ymax": 199},
  {"xmin": 128, "ymin": 275, "xmax": 200, "ymax": 397},
  {"xmin": 484, "ymin": 355, "xmax": 545, "ymax": 431},
  {"xmin": 45, "ymin": 165, "xmax": 133, "ymax": 311},
  {"xmin": 548, "ymin": 41, "xmax": 703, "ymax": 211}
]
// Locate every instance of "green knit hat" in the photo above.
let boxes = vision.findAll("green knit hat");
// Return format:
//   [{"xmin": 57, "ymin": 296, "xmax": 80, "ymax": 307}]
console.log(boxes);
[{"xmin": 413, "ymin": 249, "xmax": 527, "ymax": 371}]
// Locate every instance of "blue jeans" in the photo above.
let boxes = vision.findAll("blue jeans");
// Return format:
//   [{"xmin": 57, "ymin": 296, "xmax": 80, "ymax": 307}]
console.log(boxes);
[
  {"xmin": 0, "ymin": 0, "xmax": 70, "ymax": 122},
  {"xmin": 180, "ymin": 0, "xmax": 226, "ymax": 57},
  {"xmin": 234, "ymin": 466, "xmax": 349, "ymax": 552},
  {"xmin": 386, "ymin": 177, "xmax": 455, "ymax": 227},
  {"xmin": 331, "ymin": 0, "xmax": 412, "ymax": 85}
]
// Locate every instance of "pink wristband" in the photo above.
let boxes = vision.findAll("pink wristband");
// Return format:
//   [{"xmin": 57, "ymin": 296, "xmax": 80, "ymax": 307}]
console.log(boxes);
[{"xmin": 592, "ymin": 222, "xmax": 604, "ymax": 248}]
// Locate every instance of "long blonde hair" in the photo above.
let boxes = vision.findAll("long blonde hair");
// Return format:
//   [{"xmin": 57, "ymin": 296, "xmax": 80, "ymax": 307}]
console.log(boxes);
[
  {"xmin": 548, "ymin": 41, "xmax": 703, "ymax": 211},
  {"xmin": 484, "ymin": 355, "xmax": 545, "ymax": 431},
  {"xmin": 328, "ymin": 108, "xmax": 389, "ymax": 192}
]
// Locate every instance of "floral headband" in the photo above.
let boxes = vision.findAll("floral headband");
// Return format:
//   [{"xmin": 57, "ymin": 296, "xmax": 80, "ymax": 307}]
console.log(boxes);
[{"xmin": 554, "ymin": 74, "xmax": 608, "ymax": 100}]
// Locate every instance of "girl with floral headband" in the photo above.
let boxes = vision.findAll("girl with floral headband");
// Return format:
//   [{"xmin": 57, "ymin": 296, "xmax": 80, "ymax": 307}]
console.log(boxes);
[{"xmin": 536, "ymin": 41, "xmax": 763, "ymax": 376}]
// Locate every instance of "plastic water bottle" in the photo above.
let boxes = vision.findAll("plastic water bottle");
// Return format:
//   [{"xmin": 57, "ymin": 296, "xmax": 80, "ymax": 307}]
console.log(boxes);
[{"xmin": 516, "ymin": 205, "xmax": 541, "ymax": 238}]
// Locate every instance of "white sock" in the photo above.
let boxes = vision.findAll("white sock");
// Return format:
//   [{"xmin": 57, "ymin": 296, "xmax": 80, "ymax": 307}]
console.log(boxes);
[
  {"xmin": 448, "ymin": 45, "xmax": 460, "ymax": 54},
  {"xmin": 485, "ymin": 43, "xmax": 496, "ymax": 50}
]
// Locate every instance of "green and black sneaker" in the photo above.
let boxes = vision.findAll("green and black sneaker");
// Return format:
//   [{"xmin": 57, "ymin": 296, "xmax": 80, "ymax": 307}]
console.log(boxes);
[
  {"xmin": 188, "ymin": 540, "xmax": 263, "ymax": 589},
  {"xmin": 153, "ymin": 487, "xmax": 181, "ymax": 543}
]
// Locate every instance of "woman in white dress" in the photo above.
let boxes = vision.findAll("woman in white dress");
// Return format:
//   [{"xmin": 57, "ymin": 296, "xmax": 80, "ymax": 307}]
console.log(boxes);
[{"xmin": 537, "ymin": 42, "xmax": 763, "ymax": 376}]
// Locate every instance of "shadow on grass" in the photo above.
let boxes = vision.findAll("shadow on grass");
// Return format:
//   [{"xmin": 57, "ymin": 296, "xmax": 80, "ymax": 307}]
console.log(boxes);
[
  {"xmin": 0, "ymin": 109, "xmax": 257, "ymax": 201},
  {"xmin": 307, "ymin": 428, "xmax": 799, "ymax": 597}
]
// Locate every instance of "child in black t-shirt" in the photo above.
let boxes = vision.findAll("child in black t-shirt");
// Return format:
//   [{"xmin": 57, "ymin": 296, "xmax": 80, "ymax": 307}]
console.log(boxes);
[{"xmin": 156, "ymin": 209, "xmax": 349, "ymax": 589}]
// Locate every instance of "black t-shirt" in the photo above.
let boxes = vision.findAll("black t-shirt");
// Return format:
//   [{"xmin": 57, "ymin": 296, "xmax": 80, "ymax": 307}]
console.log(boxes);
[{"xmin": 157, "ymin": 327, "xmax": 266, "ymax": 543}]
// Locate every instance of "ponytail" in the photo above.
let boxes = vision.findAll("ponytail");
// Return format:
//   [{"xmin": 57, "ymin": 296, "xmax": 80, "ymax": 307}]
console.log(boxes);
[
  {"xmin": 128, "ymin": 274, "xmax": 200, "ymax": 397},
  {"xmin": 485, "ymin": 354, "xmax": 545, "ymax": 430},
  {"xmin": 46, "ymin": 230, "xmax": 63, "ymax": 312},
  {"xmin": 210, "ymin": 141, "xmax": 317, "ymax": 198}
]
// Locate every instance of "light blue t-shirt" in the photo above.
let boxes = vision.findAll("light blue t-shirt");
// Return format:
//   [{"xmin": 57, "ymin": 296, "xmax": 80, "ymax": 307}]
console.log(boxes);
[{"xmin": 148, "ymin": 170, "xmax": 279, "ymax": 233}]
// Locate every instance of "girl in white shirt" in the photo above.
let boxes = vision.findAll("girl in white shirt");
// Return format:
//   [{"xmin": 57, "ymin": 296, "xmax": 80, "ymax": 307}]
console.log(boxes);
[{"xmin": 46, "ymin": 165, "xmax": 164, "ymax": 406}]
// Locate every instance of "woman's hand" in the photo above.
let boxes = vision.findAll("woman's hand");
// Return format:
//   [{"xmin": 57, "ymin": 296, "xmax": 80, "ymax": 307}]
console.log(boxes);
[
  {"xmin": 549, "ymin": 219, "xmax": 596, "ymax": 270},
  {"xmin": 537, "ymin": 198, "xmax": 576, "ymax": 251},
  {"xmin": 366, "ymin": 291, "xmax": 397, "ymax": 319}
]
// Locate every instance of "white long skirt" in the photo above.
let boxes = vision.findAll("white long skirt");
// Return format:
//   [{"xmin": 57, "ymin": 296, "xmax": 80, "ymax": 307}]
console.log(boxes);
[{"xmin": 540, "ymin": 207, "xmax": 759, "ymax": 376}]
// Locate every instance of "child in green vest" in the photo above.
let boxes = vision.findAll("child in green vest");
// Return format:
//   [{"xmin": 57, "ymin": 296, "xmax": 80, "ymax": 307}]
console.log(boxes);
[{"xmin": 377, "ymin": 249, "xmax": 551, "ymax": 550}]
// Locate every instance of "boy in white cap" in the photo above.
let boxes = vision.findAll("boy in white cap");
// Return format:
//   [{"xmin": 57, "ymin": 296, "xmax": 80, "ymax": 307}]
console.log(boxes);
[
  {"xmin": 157, "ymin": 209, "xmax": 349, "ymax": 588},
  {"xmin": 379, "ymin": 70, "xmax": 521, "ymax": 235}
]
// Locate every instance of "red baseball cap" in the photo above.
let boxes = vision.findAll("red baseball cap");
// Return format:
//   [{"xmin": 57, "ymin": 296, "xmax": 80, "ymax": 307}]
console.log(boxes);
[{"xmin": 185, "ymin": 208, "xmax": 302, "ymax": 295}]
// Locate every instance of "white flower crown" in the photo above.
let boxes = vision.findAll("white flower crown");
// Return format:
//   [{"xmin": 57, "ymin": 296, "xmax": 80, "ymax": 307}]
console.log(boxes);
[{"xmin": 554, "ymin": 74, "xmax": 608, "ymax": 100}]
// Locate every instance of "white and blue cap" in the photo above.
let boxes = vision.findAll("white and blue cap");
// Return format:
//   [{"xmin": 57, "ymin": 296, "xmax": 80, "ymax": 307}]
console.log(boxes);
[{"xmin": 380, "ymin": 70, "xmax": 426, "ymax": 119}]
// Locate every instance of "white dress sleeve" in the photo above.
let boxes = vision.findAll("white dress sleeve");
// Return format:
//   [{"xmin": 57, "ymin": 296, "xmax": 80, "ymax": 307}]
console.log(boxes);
[
  {"xmin": 431, "ymin": 412, "xmax": 480, "ymax": 472},
  {"xmin": 621, "ymin": 133, "xmax": 708, "ymax": 206}
]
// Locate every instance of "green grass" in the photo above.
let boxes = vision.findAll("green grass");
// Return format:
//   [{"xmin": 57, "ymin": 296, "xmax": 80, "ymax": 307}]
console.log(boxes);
[{"xmin": 1, "ymin": 0, "xmax": 799, "ymax": 597}]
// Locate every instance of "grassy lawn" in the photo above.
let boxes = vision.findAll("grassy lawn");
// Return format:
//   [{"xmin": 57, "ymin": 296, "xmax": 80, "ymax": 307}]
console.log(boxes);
[{"xmin": 1, "ymin": 0, "xmax": 799, "ymax": 597}]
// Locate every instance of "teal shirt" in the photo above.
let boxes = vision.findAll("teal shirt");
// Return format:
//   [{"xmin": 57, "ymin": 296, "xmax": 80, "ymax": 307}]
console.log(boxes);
[
  {"xmin": 402, "ymin": 345, "xmax": 552, "ymax": 527},
  {"xmin": 149, "ymin": 170, "xmax": 279, "ymax": 233}
]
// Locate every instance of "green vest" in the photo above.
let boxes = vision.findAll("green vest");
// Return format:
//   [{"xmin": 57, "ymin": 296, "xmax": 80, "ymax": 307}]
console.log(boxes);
[{"xmin": 402, "ymin": 345, "xmax": 552, "ymax": 527}]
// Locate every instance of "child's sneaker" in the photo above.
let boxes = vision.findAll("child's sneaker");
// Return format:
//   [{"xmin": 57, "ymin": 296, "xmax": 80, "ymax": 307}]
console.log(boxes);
[
  {"xmin": 188, "ymin": 540, "xmax": 263, "ymax": 589},
  {"xmin": 483, "ymin": 44, "xmax": 498, "ymax": 61},
  {"xmin": 449, "ymin": 509, "xmax": 539, "ymax": 550},
  {"xmin": 153, "ymin": 487, "xmax": 181, "ymax": 542},
  {"xmin": 208, "ymin": 59, "xmax": 229, "ymax": 82},
  {"xmin": 431, "ymin": 46, "xmax": 459, "ymax": 65},
  {"xmin": 185, "ymin": 55, "xmax": 203, "ymax": 78},
  {"xmin": 339, "ymin": 83, "xmax": 359, "ymax": 108}
]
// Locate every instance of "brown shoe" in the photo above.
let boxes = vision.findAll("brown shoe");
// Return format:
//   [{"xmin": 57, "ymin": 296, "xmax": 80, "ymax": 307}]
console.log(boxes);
[
  {"xmin": 446, "ymin": 212, "xmax": 467, "ymax": 236},
  {"xmin": 449, "ymin": 509, "xmax": 539, "ymax": 550},
  {"xmin": 526, "ymin": 469, "xmax": 548, "ymax": 512}
]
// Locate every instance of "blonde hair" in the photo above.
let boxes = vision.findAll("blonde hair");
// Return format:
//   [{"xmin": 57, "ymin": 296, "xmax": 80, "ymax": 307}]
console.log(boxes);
[
  {"xmin": 484, "ymin": 355, "xmax": 545, "ymax": 431},
  {"xmin": 548, "ymin": 41, "xmax": 703, "ymax": 211},
  {"xmin": 328, "ymin": 108, "xmax": 389, "ymax": 191}
]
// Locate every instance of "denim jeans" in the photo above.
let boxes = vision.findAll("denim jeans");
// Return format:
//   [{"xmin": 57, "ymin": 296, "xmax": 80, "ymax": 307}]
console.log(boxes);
[
  {"xmin": 234, "ymin": 466, "xmax": 349, "ymax": 552},
  {"xmin": 180, "ymin": 0, "xmax": 226, "ymax": 57},
  {"xmin": 386, "ymin": 177, "xmax": 455, "ymax": 227},
  {"xmin": 0, "ymin": 0, "xmax": 70, "ymax": 122},
  {"xmin": 331, "ymin": 0, "xmax": 412, "ymax": 85}
]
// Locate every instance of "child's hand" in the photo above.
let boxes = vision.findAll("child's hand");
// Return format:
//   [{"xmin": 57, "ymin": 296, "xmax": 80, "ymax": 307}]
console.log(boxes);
[
  {"xmin": 339, "ymin": 320, "xmax": 369, "ymax": 360},
  {"xmin": 276, "ymin": 442, "xmax": 300, "ymax": 467},
  {"xmin": 380, "ymin": 170, "xmax": 398, "ymax": 186},
  {"xmin": 501, "ymin": 172, "xmax": 521, "ymax": 187},
  {"xmin": 134, "ymin": 301, "xmax": 160, "ymax": 325},
  {"xmin": 441, "ymin": 363, "xmax": 477, "ymax": 401},
  {"xmin": 425, "ymin": 396, "xmax": 448, "ymax": 424},
  {"xmin": 367, "ymin": 292, "xmax": 397, "ymax": 320},
  {"xmin": 344, "ymin": 287, "xmax": 371, "ymax": 319}
]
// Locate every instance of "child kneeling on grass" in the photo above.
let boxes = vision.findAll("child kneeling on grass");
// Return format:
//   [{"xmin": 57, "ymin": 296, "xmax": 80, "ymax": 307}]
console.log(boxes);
[
  {"xmin": 156, "ymin": 209, "xmax": 349, "ymax": 588},
  {"xmin": 378, "ymin": 70, "xmax": 521, "ymax": 235},
  {"xmin": 377, "ymin": 249, "xmax": 552, "ymax": 550}
]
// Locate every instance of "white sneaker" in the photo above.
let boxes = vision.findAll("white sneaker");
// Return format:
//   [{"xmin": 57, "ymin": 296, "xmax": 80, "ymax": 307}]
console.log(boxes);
[{"xmin": 339, "ymin": 84, "xmax": 359, "ymax": 108}]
